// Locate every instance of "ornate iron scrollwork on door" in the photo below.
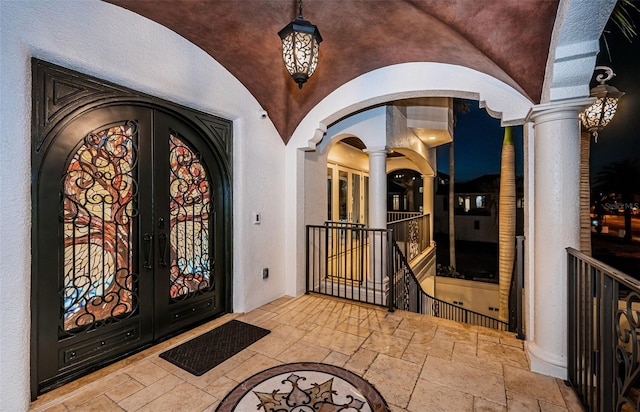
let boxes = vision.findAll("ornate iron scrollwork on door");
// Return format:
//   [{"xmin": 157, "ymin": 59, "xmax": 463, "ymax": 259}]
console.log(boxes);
[
  {"xmin": 61, "ymin": 121, "xmax": 139, "ymax": 332},
  {"xmin": 168, "ymin": 131, "xmax": 214, "ymax": 301}
]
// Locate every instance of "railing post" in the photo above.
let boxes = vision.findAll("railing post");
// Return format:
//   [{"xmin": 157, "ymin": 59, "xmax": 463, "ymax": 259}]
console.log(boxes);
[
  {"xmin": 388, "ymin": 229, "xmax": 395, "ymax": 312},
  {"xmin": 600, "ymin": 274, "xmax": 615, "ymax": 412},
  {"xmin": 567, "ymin": 252, "xmax": 576, "ymax": 390},
  {"xmin": 324, "ymin": 223, "xmax": 329, "ymax": 295},
  {"xmin": 305, "ymin": 225, "xmax": 310, "ymax": 294},
  {"xmin": 404, "ymin": 222, "xmax": 409, "ymax": 259},
  {"xmin": 515, "ymin": 235, "xmax": 525, "ymax": 339}
]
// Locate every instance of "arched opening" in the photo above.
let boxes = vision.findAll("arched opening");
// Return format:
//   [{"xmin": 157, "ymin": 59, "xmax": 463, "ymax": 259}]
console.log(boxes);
[
  {"xmin": 287, "ymin": 63, "xmax": 532, "ymax": 299},
  {"xmin": 387, "ymin": 168, "xmax": 423, "ymax": 214},
  {"xmin": 300, "ymin": 91, "xmax": 531, "ymax": 326}
]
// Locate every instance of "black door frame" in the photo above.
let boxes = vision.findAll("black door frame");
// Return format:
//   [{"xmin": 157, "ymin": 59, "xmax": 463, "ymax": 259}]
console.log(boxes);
[{"xmin": 30, "ymin": 59, "xmax": 233, "ymax": 398}]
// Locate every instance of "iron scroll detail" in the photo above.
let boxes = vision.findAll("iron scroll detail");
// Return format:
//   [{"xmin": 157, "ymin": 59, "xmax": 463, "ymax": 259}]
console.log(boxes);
[
  {"xmin": 168, "ymin": 131, "xmax": 214, "ymax": 301},
  {"xmin": 60, "ymin": 121, "xmax": 139, "ymax": 333},
  {"xmin": 616, "ymin": 291, "xmax": 640, "ymax": 411}
]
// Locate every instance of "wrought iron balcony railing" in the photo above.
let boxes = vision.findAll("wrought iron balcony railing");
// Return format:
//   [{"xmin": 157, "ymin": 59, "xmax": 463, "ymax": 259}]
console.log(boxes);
[
  {"xmin": 306, "ymin": 217, "xmax": 508, "ymax": 332},
  {"xmin": 567, "ymin": 248, "xmax": 640, "ymax": 412}
]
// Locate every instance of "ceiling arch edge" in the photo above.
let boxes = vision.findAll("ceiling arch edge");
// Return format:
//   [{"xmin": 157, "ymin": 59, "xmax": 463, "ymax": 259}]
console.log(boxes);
[{"xmin": 291, "ymin": 62, "xmax": 533, "ymax": 152}]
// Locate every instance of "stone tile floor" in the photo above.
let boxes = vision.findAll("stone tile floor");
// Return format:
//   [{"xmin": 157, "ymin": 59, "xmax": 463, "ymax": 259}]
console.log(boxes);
[{"xmin": 30, "ymin": 295, "xmax": 584, "ymax": 411}]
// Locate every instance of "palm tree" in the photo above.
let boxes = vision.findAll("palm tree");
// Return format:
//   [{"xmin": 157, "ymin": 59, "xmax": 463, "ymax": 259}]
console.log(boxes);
[
  {"xmin": 594, "ymin": 158, "xmax": 640, "ymax": 243},
  {"xmin": 498, "ymin": 127, "xmax": 515, "ymax": 323},
  {"xmin": 602, "ymin": 0, "xmax": 639, "ymax": 58},
  {"xmin": 580, "ymin": 131, "xmax": 592, "ymax": 255}
]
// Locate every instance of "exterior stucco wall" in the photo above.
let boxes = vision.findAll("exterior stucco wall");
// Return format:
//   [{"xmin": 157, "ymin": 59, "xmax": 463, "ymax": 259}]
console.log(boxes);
[{"xmin": 0, "ymin": 1, "xmax": 286, "ymax": 410}]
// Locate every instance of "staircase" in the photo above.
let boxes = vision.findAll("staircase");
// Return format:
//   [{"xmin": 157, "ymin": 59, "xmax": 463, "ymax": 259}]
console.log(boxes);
[
  {"xmin": 306, "ymin": 215, "xmax": 509, "ymax": 331},
  {"xmin": 389, "ymin": 238, "xmax": 508, "ymax": 330}
]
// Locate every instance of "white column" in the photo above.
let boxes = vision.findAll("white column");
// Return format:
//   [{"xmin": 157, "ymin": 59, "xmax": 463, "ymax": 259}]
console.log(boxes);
[
  {"xmin": 363, "ymin": 147, "xmax": 388, "ymax": 295},
  {"xmin": 526, "ymin": 97, "xmax": 593, "ymax": 379},
  {"xmin": 422, "ymin": 174, "xmax": 435, "ymax": 244},
  {"xmin": 365, "ymin": 147, "xmax": 389, "ymax": 229}
]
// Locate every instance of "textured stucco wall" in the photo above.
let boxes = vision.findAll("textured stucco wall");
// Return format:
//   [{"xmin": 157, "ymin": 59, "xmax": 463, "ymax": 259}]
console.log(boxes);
[{"xmin": 0, "ymin": 1, "xmax": 285, "ymax": 410}]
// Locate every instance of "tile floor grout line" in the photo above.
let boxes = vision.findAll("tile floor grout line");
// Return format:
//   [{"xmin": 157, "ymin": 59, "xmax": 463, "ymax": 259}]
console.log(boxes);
[
  {"xmin": 405, "ymin": 350, "xmax": 432, "ymax": 412},
  {"xmin": 501, "ymin": 358, "xmax": 509, "ymax": 410},
  {"xmin": 29, "ymin": 295, "xmax": 582, "ymax": 412},
  {"xmin": 30, "ymin": 313, "xmax": 240, "ymax": 411}
]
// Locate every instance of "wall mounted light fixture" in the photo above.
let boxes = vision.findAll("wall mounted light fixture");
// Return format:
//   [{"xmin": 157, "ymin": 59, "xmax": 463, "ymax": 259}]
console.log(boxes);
[{"xmin": 579, "ymin": 66, "xmax": 624, "ymax": 142}]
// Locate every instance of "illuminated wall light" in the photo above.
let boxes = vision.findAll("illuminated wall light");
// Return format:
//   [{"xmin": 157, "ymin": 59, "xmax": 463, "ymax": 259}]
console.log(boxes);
[{"xmin": 579, "ymin": 66, "xmax": 624, "ymax": 142}]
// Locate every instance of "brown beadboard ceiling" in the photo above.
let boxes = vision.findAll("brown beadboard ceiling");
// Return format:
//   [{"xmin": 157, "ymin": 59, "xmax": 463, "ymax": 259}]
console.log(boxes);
[{"xmin": 106, "ymin": 0, "xmax": 559, "ymax": 144}]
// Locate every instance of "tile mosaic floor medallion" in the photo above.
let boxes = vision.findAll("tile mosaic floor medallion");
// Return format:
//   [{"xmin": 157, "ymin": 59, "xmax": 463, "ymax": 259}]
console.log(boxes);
[{"xmin": 216, "ymin": 362, "xmax": 390, "ymax": 412}]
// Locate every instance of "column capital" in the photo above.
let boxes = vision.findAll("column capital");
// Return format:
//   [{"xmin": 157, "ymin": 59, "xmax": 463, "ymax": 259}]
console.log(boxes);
[
  {"xmin": 526, "ymin": 97, "xmax": 595, "ymax": 124},
  {"xmin": 363, "ymin": 146, "xmax": 389, "ymax": 155}
]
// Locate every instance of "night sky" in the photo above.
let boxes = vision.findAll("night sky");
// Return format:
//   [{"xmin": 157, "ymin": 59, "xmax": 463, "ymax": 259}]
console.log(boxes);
[
  {"xmin": 436, "ymin": 102, "xmax": 524, "ymax": 182},
  {"xmin": 590, "ymin": 27, "xmax": 640, "ymax": 177},
  {"xmin": 436, "ymin": 25, "xmax": 639, "ymax": 183}
]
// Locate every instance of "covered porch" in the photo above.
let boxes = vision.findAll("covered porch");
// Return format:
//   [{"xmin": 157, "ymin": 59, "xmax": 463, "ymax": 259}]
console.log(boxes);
[{"xmin": 29, "ymin": 294, "xmax": 582, "ymax": 412}]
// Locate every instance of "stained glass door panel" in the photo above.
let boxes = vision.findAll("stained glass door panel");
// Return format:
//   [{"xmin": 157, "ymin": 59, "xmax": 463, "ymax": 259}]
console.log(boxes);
[
  {"xmin": 34, "ymin": 106, "xmax": 154, "ymax": 394},
  {"xmin": 168, "ymin": 132, "xmax": 212, "ymax": 299},
  {"xmin": 152, "ymin": 112, "xmax": 225, "ymax": 338},
  {"xmin": 62, "ymin": 123, "xmax": 137, "ymax": 331}
]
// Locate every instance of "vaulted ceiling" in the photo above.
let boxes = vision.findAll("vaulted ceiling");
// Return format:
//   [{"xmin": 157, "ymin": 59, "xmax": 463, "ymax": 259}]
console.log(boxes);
[{"xmin": 107, "ymin": 0, "xmax": 559, "ymax": 143}]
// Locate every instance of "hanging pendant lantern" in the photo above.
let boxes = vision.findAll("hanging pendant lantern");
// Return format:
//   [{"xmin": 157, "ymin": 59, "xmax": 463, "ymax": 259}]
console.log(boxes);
[
  {"xmin": 579, "ymin": 66, "xmax": 624, "ymax": 142},
  {"xmin": 278, "ymin": 0, "xmax": 322, "ymax": 89}
]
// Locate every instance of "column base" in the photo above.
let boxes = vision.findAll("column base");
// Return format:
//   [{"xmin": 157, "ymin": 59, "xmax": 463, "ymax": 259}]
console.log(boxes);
[{"xmin": 526, "ymin": 342, "xmax": 567, "ymax": 379}]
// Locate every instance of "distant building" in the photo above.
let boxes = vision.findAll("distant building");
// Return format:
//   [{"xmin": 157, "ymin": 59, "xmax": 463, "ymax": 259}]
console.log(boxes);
[{"xmin": 434, "ymin": 173, "xmax": 524, "ymax": 243}]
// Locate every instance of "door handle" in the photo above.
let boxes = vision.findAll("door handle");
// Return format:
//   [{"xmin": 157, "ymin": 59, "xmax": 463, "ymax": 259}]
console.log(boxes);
[
  {"xmin": 158, "ymin": 232, "xmax": 168, "ymax": 267},
  {"xmin": 143, "ymin": 233, "xmax": 153, "ymax": 270}
]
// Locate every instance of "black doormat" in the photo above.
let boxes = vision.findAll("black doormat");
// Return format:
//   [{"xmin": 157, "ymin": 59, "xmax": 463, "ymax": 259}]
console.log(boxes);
[{"xmin": 159, "ymin": 320, "xmax": 270, "ymax": 376}]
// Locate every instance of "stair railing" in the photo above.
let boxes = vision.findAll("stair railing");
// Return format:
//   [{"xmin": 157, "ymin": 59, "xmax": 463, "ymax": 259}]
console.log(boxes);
[
  {"xmin": 386, "ymin": 213, "xmax": 430, "ymax": 261},
  {"xmin": 305, "ymin": 221, "xmax": 508, "ymax": 331},
  {"xmin": 388, "ymin": 239, "xmax": 509, "ymax": 331}
]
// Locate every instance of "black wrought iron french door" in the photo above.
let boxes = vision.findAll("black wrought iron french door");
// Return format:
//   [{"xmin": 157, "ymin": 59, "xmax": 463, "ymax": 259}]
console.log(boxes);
[{"xmin": 32, "ymin": 60, "xmax": 232, "ymax": 395}]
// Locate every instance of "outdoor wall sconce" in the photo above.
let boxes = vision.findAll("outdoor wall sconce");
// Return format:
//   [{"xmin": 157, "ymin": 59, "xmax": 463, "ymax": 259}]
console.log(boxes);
[
  {"xmin": 278, "ymin": 0, "xmax": 322, "ymax": 89},
  {"xmin": 579, "ymin": 66, "xmax": 624, "ymax": 142}
]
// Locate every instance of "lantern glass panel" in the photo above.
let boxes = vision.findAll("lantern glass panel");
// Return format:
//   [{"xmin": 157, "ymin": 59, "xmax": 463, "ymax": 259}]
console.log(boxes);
[
  {"xmin": 281, "ymin": 31, "xmax": 319, "ymax": 78},
  {"xmin": 281, "ymin": 32, "xmax": 297, "ymax": 76},
  {"xmin": 580, "ymin": 96, "xmax": 619, "ymax": 130}
]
